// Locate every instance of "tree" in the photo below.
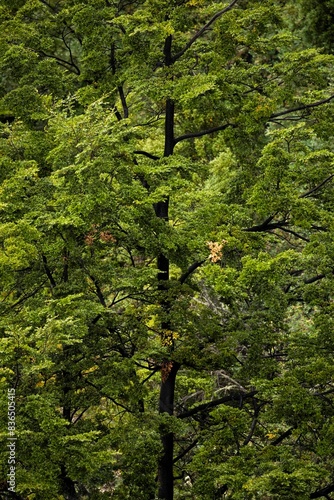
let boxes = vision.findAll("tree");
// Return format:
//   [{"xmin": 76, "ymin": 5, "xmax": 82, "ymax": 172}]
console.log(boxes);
[
  {"xmin": 296, "ymin": 0, "xmax": 334, "ymax": 53},
  {"xmin": 1, "ymin": 0, "xmax": 334, "ymax": 499}
]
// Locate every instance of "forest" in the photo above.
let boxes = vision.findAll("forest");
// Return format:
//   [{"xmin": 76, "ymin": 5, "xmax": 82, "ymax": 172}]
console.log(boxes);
[{"xmin": 1, "ymin": 0, "xmax": 334, "ymax": 498}]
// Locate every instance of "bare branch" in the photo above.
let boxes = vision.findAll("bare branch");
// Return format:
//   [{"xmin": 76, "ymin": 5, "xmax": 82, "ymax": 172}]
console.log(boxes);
[
  {"xmin": 242, "ymin": 400, "xmax": 261, "ymax": 446},
  {"xmin": 72, "ymin": 408, "xmax": 89, "ymax": 425},
  {"xmin": 270, "ymin": 116, "xmax": 307, "ymax": 123},
  {"xmin": 39, "ymin": 50, "xmax": 81, "ymax": 75},
  {"xmin": 5, "ymin": 281, "xmax": 47, "ymax": 312},
  {"xmin": 304, "ymin": 273, "xmax": 326, "ymax": 284},
  {"xmin": 244, "ymin": 220, "xmax": 289, "ymax": 232},
  {"xmin": 269, "ymin": 94, "xmax": 334, "ymax": 121},
  {"xmin": 79, "ymin": 260, "xmax": 107, "ymax": 307},
  {"xmin": 314, "ymin": 387, "xmax": 334, "ymax": 397},
  {"xmin": 90, "ymin": 276, "xmax": 107, "ymax": 307},
  {"xmin": 62, "ymin": 248, "xmax": 69, "ymax": 283},
  {"xmin": 173, "ymin": 438, "xmax": 199, "ymax": 463},
  {"xmin": 270, "ymin": 427, "xmax": 294, "ymax": 446},
  {"xmin": 141, "ymin": 366, "xmax": 160, "ymax": 384},
  {"xmin": 245, "ymin": 216, "xmax": 309, "ymax": 241},
  {"xmin": 132, "ymin": 114, "xmax": 164, "ymax": 128},
  {"xmin": 118, "ymin": 86, "xmax": 129, "ymax": 119},
  {"xmin": 300, "ymin": 174, "xmax": 334, "ymax": 198},
  {"xmin": 85, "ymin": 380, "xmax": 132, "ymax": 412},
  {"xmin": 39, "ymin": 0, "xmax": 83, "ymax": 44},
  {"xmin": 177, "ymin": 390, "xmax": 257, "ymax": 419},
  {"xmin": 39, "ymin": 0, "xmax": 58, "ymax": 12},
  {"xmin": 114, "ymin": 107, "xmax": 123, "ymax": 121},
  {"xmin": 134, "ymin": 150, "xmax": 160, "ymax": 160},
  {"xmin": 172, "ymin": 0, "xmax": 240, "ymax": 62},
  {"xmin": 278, "ymin": 227, "xmax": 310, "ymax": 242},
  {"xmin": 179, "ymin": 260, "xmax": 206, "ymax": 284},
  {"xmin": 61, "ymin": 29, "xmax": 81, "ymax": 75},
  {"xmin": 91, "ymin": 292, "xmax": 147, "ymax": 325},
  {"xmin": 174, "ymin": 123, "xmax": 235, "ymax": 144},
  {"xmin": 42, "ymin": 255, "xmax": 56, "ymax": 289}
]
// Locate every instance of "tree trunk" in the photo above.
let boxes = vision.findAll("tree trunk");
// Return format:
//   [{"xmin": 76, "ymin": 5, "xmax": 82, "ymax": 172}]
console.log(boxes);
[
  {"xmin": 60, "ymin": 465, "xmax": 78, "ymax": 500},
  {"xmin": 156, "ymin": 34, "xmax": 178, "ymax": 499},
  {"xmin": 158, "ymin": 362, "xmax": 180, "ymax": 500},
  {"xmin": 60, "ymin": 364, "xmax": 78, "ymax": 499}
]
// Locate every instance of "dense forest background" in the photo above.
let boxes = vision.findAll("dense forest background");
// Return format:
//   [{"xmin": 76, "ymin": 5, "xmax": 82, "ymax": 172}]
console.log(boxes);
[{"xmin": 1, "ymin": 0, "xmax": 334, "ymax": 498}]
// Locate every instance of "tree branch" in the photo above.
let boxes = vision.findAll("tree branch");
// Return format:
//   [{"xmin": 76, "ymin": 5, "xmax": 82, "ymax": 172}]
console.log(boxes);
[
  {"xmin": 5, "ymin": 281, "xmax": 47, "ymax": 312},
  {"xmin": 79, "ymin": 260, "xmax": 107, "ymax": 307},
  {"xmin": 177, "ymin": 390, "xmax": 257, "ymax": 419},
  {"xmin": 134, "ymin": 150, "xmax": 160, "ymax": 160},
  {"xmin": 269, "ymin": 94, "xmax": 334, "ymax": 121},
  {"xmin": 62, "ymin": 248, "xmax": 69, "ymax": 283},
  {"xmin": 89, "ymin": 275, "xmax": 107, "ymax": 307},
  {"xmin": 300, "ymin": 174, "xmax": 334, "ymax": 198},
  {"xmin": 244, "ymin": 220, "xmax": 289, "ymax": 232},
  {"xmin": 38, "ymin": 50, "xmax": 81, "ymax": 75},
  {"xmin": 141, "ymin": 366, "xmax": 161, "ymax": 384},
  {"xmin": 71, "ymin": 408, "xmax": 89, "ymax": 425},
  {"xmin": 173, "ymin": 438, "xmax": 199, "ymax": 463},
  {"xmin": 310, "ymin": 482, "xmax": 334, "ymax": 499},
  {"xmin": 42, "ymin": 255, "xmax": 56, "ymax": 289},
  {"xmin": 304, "ymin": 273, "xmax": 326, "ymax": 284},
  {"xmin": 114, "ymin": 107, "xmax": 123, "ymax": 121},
  {"xmin": 270, "ymin": 427, "xmax": 294, "ymax": 446},
  {"xmin": 174, "ymin": 123, "xmax": 235, "ymax": 144},
  {"xmin": 277, "ymin": 227, "xmax": 310, "ymax": 242},
  {"xmin": 118, "ymin": 86, "xmax": 129, "ymax": 119},
  {"xmin": 39, "ymin": 0, "xmax": 58, "ymax": 12},
  {"xmin": 40, "ymin": 1, "xmax": 82, "ymax": 44},
  {"xmin": 245, "ymin": 213, "xmax": 312, "ymax": 241},
  {"xmin": 179, "ymin": 260, "xmax": 206, "ymax": 284},
  {"xmin": 314, "ymin": 388, "xmax": 334, "ymax": 397},
  {"xmin": 172, "ymin": 0, "xmax": 240, "ymax": 62},
  {"xmin": 242, "ymin": 400, "xmax": 261, "ymax": 446},
  {"xmin": 85, "ymin": 380, "xmax": 132, "ymax": 413},
  {"xmin": 61, "ymin": 29, "xmax": 81, "ymax": 75}
]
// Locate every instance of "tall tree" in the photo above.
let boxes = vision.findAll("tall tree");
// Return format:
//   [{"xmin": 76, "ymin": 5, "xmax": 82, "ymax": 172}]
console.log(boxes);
[{"xmin": 1, "ymin": 0, "xmax": 334, "ymax": 499}]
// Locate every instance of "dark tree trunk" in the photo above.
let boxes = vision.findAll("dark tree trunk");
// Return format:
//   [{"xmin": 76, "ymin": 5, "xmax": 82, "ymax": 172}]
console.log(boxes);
[
  {"xmin": 156, "ymin": 69, "xmax": 178, "ymax": 500},
  {"xmin": 158, "ymin": 362, "xmax": 180, "ymax": 500},
  {"xmin": 164, "ymin": 98, "xmax": 175, "ymax": 157},
  {"xmin": 60, "ymin": 363, "xmax": 78, "ymax": 499},
  {"xmin": 60, "ymin": 465, "xmax": 78, "ymax": 500},
  {"xmin": 156, "ymin": 33, "xmax": 179, "ymax": 500}
]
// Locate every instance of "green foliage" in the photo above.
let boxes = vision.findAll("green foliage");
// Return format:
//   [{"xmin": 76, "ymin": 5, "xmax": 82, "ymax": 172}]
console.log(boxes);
[{"xmin": 1, "ymin": 0, "xmax": 334, "ymax": 499}]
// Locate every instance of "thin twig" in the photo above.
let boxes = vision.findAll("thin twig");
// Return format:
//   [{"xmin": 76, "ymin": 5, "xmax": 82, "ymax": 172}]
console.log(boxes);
[
  {"xmin": 278, "ymin": 227, "xmax": 310, "ymax": 242},
  {"xmin": 173, "ymin": 438, "xmax": 199, "ymax": 463},
  {"xmin": 178, "ymin": 390, "xmax": 257, "ymax": 419},
  {"xmin": 269, "ymin": 94, "xmax": 334, "ymax": 120},
  {"xmin": 174, "ymin": 123, "xmax": 235, "ymax": 144},
  {"xmin": 299, "ymin": 174, "xmax": 334, "ymax": 198},
  {"xmin": 85, "ymin": 380, "xmax": 132, "ymax": 412},
  {"xmin": 172, "ymin": 0, "xmax": 240, "ymax": 62},
  {"xmin": 39, "ymin": 50, "xmax": 81, "ymax": 75},
  {"xmin": 61, "ymin": 28, "xmax": 81, "ymax": 75}
]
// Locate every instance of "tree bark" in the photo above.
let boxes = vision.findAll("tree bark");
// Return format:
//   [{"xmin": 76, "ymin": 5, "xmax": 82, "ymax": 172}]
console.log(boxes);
[
  {"xmin": 156, "ymin": 36, "xmax": 178, "ymax": 497},
  {"xmin": 60, "ymin": 465, "xmax": 78, "ymax": 500},
  {"xmin": 158, "ymin": 362, "xmax": 180, "ymax": 500}
]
